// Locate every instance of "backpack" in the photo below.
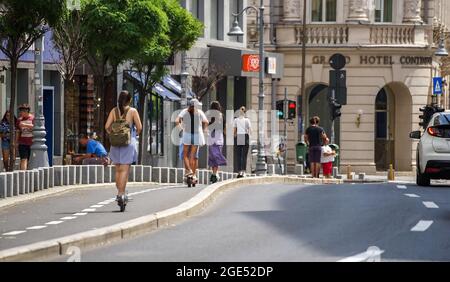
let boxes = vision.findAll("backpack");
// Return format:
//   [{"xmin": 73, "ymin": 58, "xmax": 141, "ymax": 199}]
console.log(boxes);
[{"xmin": 109, "ymin": 107, "xmax": 131, "ymax": 147}]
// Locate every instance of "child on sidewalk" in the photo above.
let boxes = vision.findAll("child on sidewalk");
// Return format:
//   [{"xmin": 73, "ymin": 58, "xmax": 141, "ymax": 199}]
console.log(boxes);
[{"xmin": 321, "ymin": 138, "xmax": 336, "ymax": 179}]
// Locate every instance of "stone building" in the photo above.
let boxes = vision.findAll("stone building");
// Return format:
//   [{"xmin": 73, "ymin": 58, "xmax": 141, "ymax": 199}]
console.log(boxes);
[{"xmin": 247, "ymin": 0, "xmax": 450, "ymax": 173}]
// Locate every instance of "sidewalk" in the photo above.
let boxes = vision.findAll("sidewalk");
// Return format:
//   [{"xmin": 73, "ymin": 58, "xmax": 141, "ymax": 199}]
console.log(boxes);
[{"xmin": 0, "ymin": 183, "xmax": 204, "ymax": 251}]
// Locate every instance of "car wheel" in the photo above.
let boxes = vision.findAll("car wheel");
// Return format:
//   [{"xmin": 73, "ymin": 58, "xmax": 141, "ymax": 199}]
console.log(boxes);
[{"xmin": 416, "ymin": 154, "xmax": 430, "ymax": 187}]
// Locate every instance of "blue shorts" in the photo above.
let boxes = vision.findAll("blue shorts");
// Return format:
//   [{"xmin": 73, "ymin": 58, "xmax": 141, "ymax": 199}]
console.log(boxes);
[{"xmin": 1, "ymin": 140, "xmax": 10, "ymax": 150}]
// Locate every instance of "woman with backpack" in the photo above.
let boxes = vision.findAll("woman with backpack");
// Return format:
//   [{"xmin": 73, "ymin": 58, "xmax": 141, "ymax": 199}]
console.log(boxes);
[{"xmin": 105, "ymin": 91, "xmax": 142, "ymax": 212}]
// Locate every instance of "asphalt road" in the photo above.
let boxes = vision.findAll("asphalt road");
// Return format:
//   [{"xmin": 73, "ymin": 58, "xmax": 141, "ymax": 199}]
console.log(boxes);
[
  {"xmin": 54, "ymin": 181, "xmax": 450, "ymax": 262},
  {"xmin": 0, "ymin": 183, "xmax": 204, "ymax": 250}
]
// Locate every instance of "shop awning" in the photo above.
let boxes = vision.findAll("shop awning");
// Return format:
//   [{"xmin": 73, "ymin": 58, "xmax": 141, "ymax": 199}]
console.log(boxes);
[
  {"xmin": 152, "ymin": 83, "xmax": 180, "ymax": 101},
  {"xmin": 162, "ymin": 75, "xmax": 194, "ymax": 98},
  {"xmin": 125, "ymin": 71, "xmax": 182, "ymax": 101}
]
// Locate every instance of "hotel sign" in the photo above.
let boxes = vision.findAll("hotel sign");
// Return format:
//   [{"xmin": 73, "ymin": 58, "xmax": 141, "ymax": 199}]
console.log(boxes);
[{"xmin": 313, "ymin": 55, "xmax": 433, "ymax": 66}]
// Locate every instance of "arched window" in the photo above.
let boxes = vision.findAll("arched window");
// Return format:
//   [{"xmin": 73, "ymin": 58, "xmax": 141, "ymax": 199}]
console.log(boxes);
[{"xmin": 375, "ymin": 89, "xmax": 388, "ymax": 139}]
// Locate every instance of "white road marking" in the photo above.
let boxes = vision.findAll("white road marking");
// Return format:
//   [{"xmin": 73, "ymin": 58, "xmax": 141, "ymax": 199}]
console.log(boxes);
[
  {"xmin": 97, "ymin": 201, "xmax": 111, "ymax": 205},
  {"xmin": 73, "ymin": 212, "xmax": 88, "ymax": 216},
  {"xmin": 60, "ymin": 216, "xmax": 77, "ymax": 220},
  {"xmin": 90, "ymin": 205, "xmax": 103, "ymax": 208},
  {"xmin": 26, "ymin": 226, "xmax": 47, "ymax": 230},
  {"xmin": 404, "ymin": 194, "xmax": 420, "ymax": 198},
  {"xmin": 422, "ymin": 201, "xmax": 439, "ymax": 209},
  {"xmin": 411, "ymin": 220, "xmax": 433, "ymax": 232},
  {"xmin": 2, "ymin": 231, "xmax": 26, "ymax": 236},
  {"xmin": 46, "ymin": 221, "xmax": 63, "ymax": 225},
  {"xmin": 82, "ymin": 208, "xmax": 96, "ymax": 212},
  {"xmin": 338, "ymin": 247, "xmax": 385, "ymax": 262},
  {"xmin": 396, "ymin": 185, "xmax": 407, "ymax": 189}
]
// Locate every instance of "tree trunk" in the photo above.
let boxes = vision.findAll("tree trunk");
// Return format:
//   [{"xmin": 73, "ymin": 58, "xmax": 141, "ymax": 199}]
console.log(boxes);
[{"xmin": 8, "ymin": 58, "xmax": 18, "ymax": 172}]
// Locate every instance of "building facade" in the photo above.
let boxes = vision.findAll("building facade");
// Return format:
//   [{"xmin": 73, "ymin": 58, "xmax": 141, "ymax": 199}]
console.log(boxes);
[{"xmin": 248, "ymin": 0, "xmax": 450, "ymax": 173}]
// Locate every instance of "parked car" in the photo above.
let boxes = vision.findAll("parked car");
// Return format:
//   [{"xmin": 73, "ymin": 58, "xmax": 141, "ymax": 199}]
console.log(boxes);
[{"xmin": 410, "ymin": 111, "xmax": 450, "ymax": 186}]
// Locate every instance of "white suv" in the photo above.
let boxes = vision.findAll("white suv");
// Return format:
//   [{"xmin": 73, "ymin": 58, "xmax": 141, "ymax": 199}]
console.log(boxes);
[{"xmin": 410, "ymin": 111, "xmax": 450, "ymax": 186}]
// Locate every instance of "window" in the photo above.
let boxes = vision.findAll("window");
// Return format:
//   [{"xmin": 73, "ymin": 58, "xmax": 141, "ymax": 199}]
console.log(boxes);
[
  {"xmin": 375, "ymin": 89, "xmax": 388, "ymax": 139},
  {"xmin": 230, "ymin": 0, "xmax": 243, "ymax": 42},
  {"xmin": 375, "ymin": 0, "xmax": 393, "ymax": 22},
  {"xmin": 312, "ymin": 0, "xmax": 336, "ymax": 22},
  {"xmin": 210, "ymin": 0, "xmax": 224, "ymax": 40}
]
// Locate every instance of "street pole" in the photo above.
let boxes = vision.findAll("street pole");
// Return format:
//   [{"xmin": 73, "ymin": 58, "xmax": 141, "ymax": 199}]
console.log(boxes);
[
  {"xmin": 29, "ymin": 35, "xmax": 49, "ymax": 169},
  {"xmin": 283, "ymin": 88, "xmax": 288, "ymax": 175},
  {"xmin": 180, "ymin": 51, "xmax": 189, "ymax": 109},
  {"xmin": 331, "ymin": 89, "xmax": 336, "ymax": 144},
  {"xmin": 299, "ymin": 0, "xmax": 307, "ymax": 142},
  {"xmin": 255, "ymin": 0, "xmax": 267, "ymax": 176}
]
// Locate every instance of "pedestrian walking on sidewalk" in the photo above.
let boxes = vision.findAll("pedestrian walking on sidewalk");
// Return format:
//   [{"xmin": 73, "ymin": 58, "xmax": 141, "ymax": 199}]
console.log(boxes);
[
  {"xmin": 0, "ymin": 111, "xmax": 16, "ymax": 171},
  {"xmin": 233, "ymin": 106, "xmax": 251, "ymax": 178},
  {"xmin": 321, "ymin": 138, "xmax": 336, "ymax": 179},
  {"xmin": 16, "ymin": 104, "xmax": 34, "ymax": 171},
  {"xmin": 105, "ymin": 91, "xmax": 142, "ymax": 211},
  {"xmin": 305, "ymin": 116, "xmax": 328, "ymax": 179},
  {"xmin": 175, "ymin": 98, "xmax": 209, "ymax": 186},
  {"xmin": 207, "ymin": 101, "xmax": 227, "ymax": 183}
]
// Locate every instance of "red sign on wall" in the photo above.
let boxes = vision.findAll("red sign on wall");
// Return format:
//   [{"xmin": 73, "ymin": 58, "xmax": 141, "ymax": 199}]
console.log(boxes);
[{"xmin": 242, "ymin": 54, "xmax": 260, "ymax": 72}]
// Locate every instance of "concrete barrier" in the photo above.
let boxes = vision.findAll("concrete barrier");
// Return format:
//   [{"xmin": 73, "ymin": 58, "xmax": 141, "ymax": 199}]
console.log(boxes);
[
  {"xmin": 143, "ymin": 166, "xmax": 152, "ymax": 182},
  {"xmin": 12, "ymin": 172, "xmax": 19, "ymax": 196},
  {"xmin": 27, "ymin": 171, "xmax": 34, "ymax": 194},
  {"xmin": 128, "ymin": 166, "xmax": 135, "ymax": 182},
  {"xmin": 134, "ymin": 165, "xmax": 143, "ymax": 183},
  {"xmin": 96, "ymin": 166, "xmax": 104, "ymax": 184},
  {"xmin": 81, "ymin": 166, "xmax": 89, "ymax": 184},
  {"xmin": 68, "ymin": 166, "xmax": 76, "ymax": 186},
  {"xmin": 42, "ymin": 168, "xmax": 49, "ymax": 190},
  {"xmin": 48, "ymin": 167, "xmax": 54, "ymax": 188},
  {"xmin": 0, "ymin": 173, "xmax": 7, "ymax": 198},
  {"xmin": 104, "ymin": 166, "xmax": 112, "ymax": 183},
  {"xmin": 177, "ymin": 168, "xmax": 184, "ymax": 184},
  {"xmin": 169, "ymin": 168, "xmax": 176, "ymax": 184},
  {"xmin": 88, "ymin": 166, "xmax": 97, "ymax": 184},
  {"xmin": 18, "ymin": 171, "xmax": 26, "ymax": 194},
  {"xmin": 152, "ymin": 167, "xmax": 161, "ymax": 183}
]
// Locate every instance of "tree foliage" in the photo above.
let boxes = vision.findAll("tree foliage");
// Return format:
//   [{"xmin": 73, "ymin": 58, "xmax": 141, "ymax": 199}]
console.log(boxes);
[{"xmin": 0, "ymin": 0, "xmax": 65, "ymax": 171}]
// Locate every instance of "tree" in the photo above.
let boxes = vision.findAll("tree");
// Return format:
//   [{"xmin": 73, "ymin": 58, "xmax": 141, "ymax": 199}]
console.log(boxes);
[
  {"xmin": 52, "ymin": 3, "xmax": 89, "ymax": 155},
  {"xmin": 0, "ymin": 0, "xmax": 65, "ymax": 171},
  {"xmin": 191, "ymin": 61, "xmax": 228, "ymax": 102},
  {"xmin": 81, "ymin": 0, "xmax": 169, "ymax": 142},
  {"xmin": 131, "ymin": 0, "xmax": 203, "ymax": 163}
]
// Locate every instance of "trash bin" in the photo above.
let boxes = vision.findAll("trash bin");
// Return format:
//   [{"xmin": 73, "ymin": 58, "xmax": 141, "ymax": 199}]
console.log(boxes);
[
  {"xmin": 296, "ymin": 142, "xmax": 307, "ymax": 165},
  {"xmin": 329, "ymin": 144, "xmax": 340, "ymax": 168}
]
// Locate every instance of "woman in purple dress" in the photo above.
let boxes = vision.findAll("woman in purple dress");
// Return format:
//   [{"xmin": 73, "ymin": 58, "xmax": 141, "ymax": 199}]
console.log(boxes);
[
  {"xmin": 207, "ymin": 101, "xmax": 227, "ymax": 183},
  {"xmin": 105, "ymin": 91, "xmax": 142, "ymax": 209}
]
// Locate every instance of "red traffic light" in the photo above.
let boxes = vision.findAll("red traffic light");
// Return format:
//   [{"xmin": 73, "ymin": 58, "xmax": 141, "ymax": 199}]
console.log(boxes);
[{"xmin": 288, "ymin": 102, "xmax": 296, "ymax": 109}]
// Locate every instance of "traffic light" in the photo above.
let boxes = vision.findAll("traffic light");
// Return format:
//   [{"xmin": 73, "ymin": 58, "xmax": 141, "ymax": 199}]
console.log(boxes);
[
  {"xmin": 419, "ymin": 105, "xmax": 445, "ymax": 129},
  {"xmin": 329, "ymin": 97, "xmax": 342, "ymax": 121},
  {"xmin": 288, "ymin": 100, "xmax": 296, "ymax": 119},
  {"xmin": 276, "ymin": 100, "xmax": 285, "ymax": 120}
]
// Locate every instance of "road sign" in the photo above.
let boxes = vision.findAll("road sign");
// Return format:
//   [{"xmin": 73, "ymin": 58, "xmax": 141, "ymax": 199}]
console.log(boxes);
[{"xmin": 433, "ymin": 77, "xmax": 443, "ymax": 95}]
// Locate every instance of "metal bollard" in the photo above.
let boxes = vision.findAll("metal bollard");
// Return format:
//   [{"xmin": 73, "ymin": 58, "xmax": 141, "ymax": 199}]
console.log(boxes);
[{"xmin": 388, "ymin": 164, "xmax": 395, "ymax": 181}]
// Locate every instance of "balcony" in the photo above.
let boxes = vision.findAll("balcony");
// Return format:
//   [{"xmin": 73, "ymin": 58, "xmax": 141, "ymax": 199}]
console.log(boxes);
[{"xmin": 274, "ymin": 23, "xmax": 429, "ymax": 48}]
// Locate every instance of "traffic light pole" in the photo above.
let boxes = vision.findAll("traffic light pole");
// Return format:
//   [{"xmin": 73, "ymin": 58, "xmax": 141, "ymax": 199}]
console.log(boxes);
[
  {"xmin": 331, "ymin": 89, "xmax": 336, "ymax": 145},
  {"xmin": 284, "ymin": 88, "xmax": 288, "ymax": 175}
]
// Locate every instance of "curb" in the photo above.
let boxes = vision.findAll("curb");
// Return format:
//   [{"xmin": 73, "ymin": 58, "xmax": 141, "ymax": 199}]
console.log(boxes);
[{"xmin": 0, "ymin": 176, "xmax": 342, "ymax": 262}]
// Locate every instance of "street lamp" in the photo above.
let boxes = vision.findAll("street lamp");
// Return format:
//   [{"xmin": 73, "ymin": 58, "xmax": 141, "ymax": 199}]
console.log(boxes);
[
  {"xmin": 228, "ymin": 0, "xmax": 267, "ymax": 176},
  {"xmin": 29, "ymin": 35, "xmax": 49, "ymax": 169},
  {"xmin": 435, "ymin": 31, "xmax": 449, "ymax": 57}
]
